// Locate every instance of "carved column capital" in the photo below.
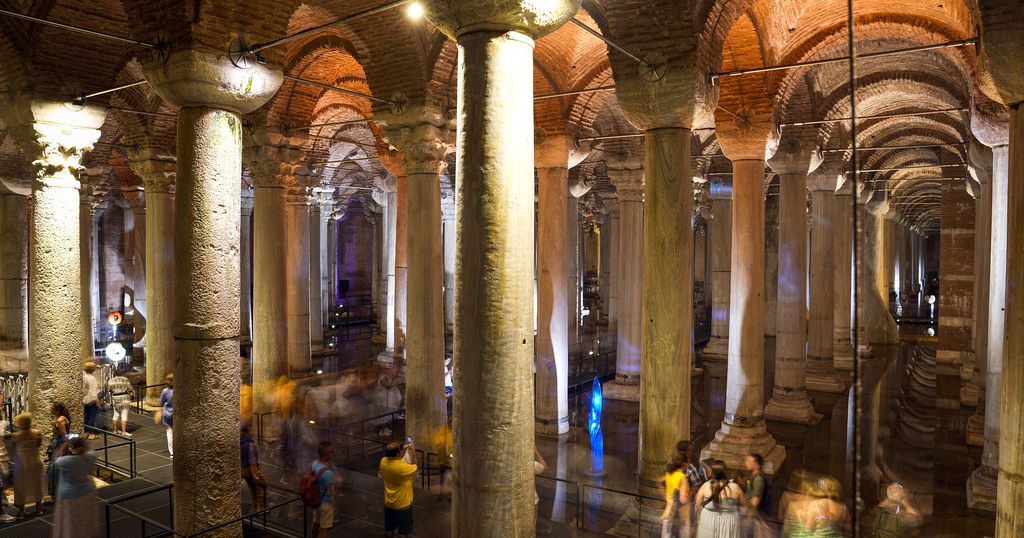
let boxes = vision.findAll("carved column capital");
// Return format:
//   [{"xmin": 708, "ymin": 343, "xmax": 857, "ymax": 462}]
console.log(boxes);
[
  {"xmin": 382, "ymin": 120, "xmax": 455, "ymax": 177},
  {"xmin": 129, "ymin": 154, "xmax": 177, "ymax": 195},
  {"xmin": 4, "ymin": 101, "xmax": 107, "ymax": 189},
  {"xmin": 606, "ymin": 160, "xmax": 644, "ymax": 202}
]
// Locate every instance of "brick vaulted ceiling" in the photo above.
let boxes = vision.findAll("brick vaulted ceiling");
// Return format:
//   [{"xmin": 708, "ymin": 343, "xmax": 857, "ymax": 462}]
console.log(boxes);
[{"xmin": 0, "ymin": 0, "xmax": 1010, "ymax": 232}]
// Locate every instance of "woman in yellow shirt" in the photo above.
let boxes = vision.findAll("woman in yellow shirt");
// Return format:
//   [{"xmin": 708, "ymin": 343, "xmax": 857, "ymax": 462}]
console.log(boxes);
[{"xmin": 662, "ymin": 455, "xmax": 692, "ymax": 537}]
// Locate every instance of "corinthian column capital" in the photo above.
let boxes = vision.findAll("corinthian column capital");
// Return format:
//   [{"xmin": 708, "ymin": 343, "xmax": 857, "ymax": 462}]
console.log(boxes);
[{"xmin": 3, "ymin": 100, "xmax": 107, "ymax": 189}]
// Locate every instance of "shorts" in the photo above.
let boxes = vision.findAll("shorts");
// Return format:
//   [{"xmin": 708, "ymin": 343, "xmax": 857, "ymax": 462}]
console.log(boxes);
[
  {"xmin": 315, "ymin": 502, "xmax": 334, "ymax": 529},
  {"xmin": 112, "ymin": 407, "xmax": 129, "ymax": 422},
  {"xmin": 384, "ymin": 506, "xmax": 413, "ymax": 534}
]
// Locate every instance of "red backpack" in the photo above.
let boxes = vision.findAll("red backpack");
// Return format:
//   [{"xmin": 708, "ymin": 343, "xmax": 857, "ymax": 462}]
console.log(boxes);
[{"xmin": 300, "ymin": 463, "xmax": 328, "ymax": 508}]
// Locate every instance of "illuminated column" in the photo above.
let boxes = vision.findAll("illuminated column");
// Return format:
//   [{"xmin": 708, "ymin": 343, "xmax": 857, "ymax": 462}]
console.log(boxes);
[
  {"xmin": 853, "ymin": 184, "xmax": 874, "ymax": 357},
  {"xmin": 606, "ymin": 162, "xmax": 643, "ymax": 386},
  {"xmin": 0, "ymin": 189, "xmax": 28, "ymax": 363},
  {"xmin": 8, "ymin": 102, "xmax": 106, "ymax": 440},
  {"xmin": 602, "ymin": 194, "xmax": 620, "ymax": 325},
  {"xmin": 394, "ymin": 175, "xmax": 408, "ymax": 355},
  {"xmin": 703, "ymin": 183, "xmax": 732, "ymax": 360},
  {"xmin": 80, "ymin": 180, "xmax": 104, "ymax": 362},
  {"xmin": 567, "ymin": 182, "xmax": 588, "ymax": 346},
  {"xmin": 535, "ymin": 134, "xmax": 571, "ymax": 435},
  {"xmin": 806, "ymin": 176, "xmax": 844, "ymax": 392},
  {"xmin": 384, "ymin": 120, "xmax": 451, "ymax": 455},
  {"xmin": 442, "ymin": 190, "xmax": 456, "ymax": 335},
  {"xmin": 286, "ymin": 187, "xmax": 312, "ymax": 372},
  {"xmin": 130, "ymin": 156, "xmax": 177, "ymax": 406},
  {"xmin": 864, "ymin": 192, "xmax": 898, "ymax": 345},
  {"xmin": 123, "ymin": 186, "xmax": 147, "ymax": 354},
  {"xmin": 833, "ymin": 180, "xmax": 854, "ymax": 369},
  {"xmin": 421, "ymin": 1, "xmax": 579, "ymax": 533},
  {"xmin": 763, "ymin": 183, "xmax": 778, "ymax": 339},
  {"xmin": 764, "ymin": 142, "xmax": 816, "ymax": 423},
  {"xmin": 240, "ymin": 189, "xmax": 253, "ymax": 345},
  {"xmin": 702, "ymin": 133, "xmax": 785, "ymax": 473},
  {"xmin": 308, "ymin": 191, "xmax": 327, "ymax": 351},
  {"xmin": 144, "ymin": 49, "xmax": 281, "ymax": 534},
  {"xmin": 962, "ymin": 153, "xmax": 991, "ymax": 406}
]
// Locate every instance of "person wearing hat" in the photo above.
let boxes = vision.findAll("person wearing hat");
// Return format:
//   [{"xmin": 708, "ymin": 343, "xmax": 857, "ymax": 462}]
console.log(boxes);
[
  {"xmin": 10, "ymin": 412, "xmax": 44, "ymax": 518},
  {"xmin": 82, "ymin": 362, "xmax": 101, "ymax": 439}
]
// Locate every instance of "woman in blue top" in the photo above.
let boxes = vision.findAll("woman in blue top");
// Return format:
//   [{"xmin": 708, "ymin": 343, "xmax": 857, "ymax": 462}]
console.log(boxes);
[
  {"xmin": 159, "ymin": 374, "xmax": 174, "ymax": 458},
  {"xmin": 52, "ymin": 436, "xmax": 97, "ymax": 538}
]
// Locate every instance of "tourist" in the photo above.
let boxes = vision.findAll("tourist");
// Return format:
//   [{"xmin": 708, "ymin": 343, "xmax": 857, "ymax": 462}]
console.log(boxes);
[
  {"xmin": 11, "ymin": 412, "xmax": 44, "ymax": 518},
  {"xmin": 379, "ymin": 440, "xmax": 417, "ymax": 538},
  {"xmin": 310, "ymin": 441, "xmax": 337, "ymax": 537},
  {"xmin": 82, "ymin": 362, "xmax": 100, "ymax": 439},
  {"xmin": 743, "ymin": 453, "xmax": 771, "ymax": 518},
  {"xmin": 158, "ymin": 374, "xmax": 174, "ymax": 457},
  {"xmin": 674, "ymin": 440, "xmax": 702, "ymax": 491},
  {"xmin": 661, "ymin": 454, "xmax": 691, "ymax": 538},
  {"xmin": 46, "ymin": 402, "xmax": 73, "ymax": 498},
  {"xmin": 52, "ymin": 436, "xmax": 98, "ymax": 538},
  {"xmin": 240, "ymin": 424, "xmax": 266, "ymax": 512},
  {"xmin": 694, "ymin": 460, "xmax": 744, "ymax": 538},
  {"xmin": 869, "ymin": 482, "xmax": 921, "ymax": 538},
  {"xmin": 104, "ymin": 368, "xmax": 134, "ymax": 437}
]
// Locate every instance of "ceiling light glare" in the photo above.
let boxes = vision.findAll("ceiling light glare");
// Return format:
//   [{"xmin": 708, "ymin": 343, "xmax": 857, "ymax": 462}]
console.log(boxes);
[{"xmin": 407, "ymin": 2, "xmax": 424, "ymax": 20}]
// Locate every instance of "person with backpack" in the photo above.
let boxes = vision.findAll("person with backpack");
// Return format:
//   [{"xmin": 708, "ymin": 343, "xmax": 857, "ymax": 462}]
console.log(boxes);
[
  {"xmin": 301, "ymin": 441, "xmax": 337, "ymax": 537},
  {"xmin": 661, "ymin": 454, "xmax": 691, "ymax": 538},
  {"xmin": 379, "ymin": 440, "xmax": 418, "ymax": 537},
  {"xmin": 240, "ymin": 424, "xmax": 266, "ymax": 512},
  {"xmin": 743, "ymin": 453, "xmax": 771, "ymax": 517}
]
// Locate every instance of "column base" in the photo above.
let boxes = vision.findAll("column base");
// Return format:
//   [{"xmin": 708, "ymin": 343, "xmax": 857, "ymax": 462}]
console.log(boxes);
[
  {"xmin": 807, "ymin": 372, "xmax": 846, "ymax": 393},
  {"xmin": 700, "ymin": 420, "xmax": 786, "ymax": 474},
  {"xmin": 701, "ymin": 337, "xmax": 729, "ymax": 362},
  {"xmin": 966, "ymin": 464, "xmax": 997, "ymax": 512},
  {"xmin": 614, "ymin": 372, "xmax": 640, "ymax": 386},
  {"xmin": 535, "ymin": 416, "xmax": 569, "ymax": 437},
  {"xmin": 602, "ymin": 381, "xmax": 640, "ymax": 402},
  {"xmin": 965, "ymin": 412, "xmax": 985, "ymax": 446},
  {"xmin": 764, "ymin": 396, "xmax": 817, "ymax": 424}
]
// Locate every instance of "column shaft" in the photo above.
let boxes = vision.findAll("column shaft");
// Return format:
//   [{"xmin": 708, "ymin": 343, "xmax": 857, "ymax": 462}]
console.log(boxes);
[
  {"xmin": 536, "ymin": 166, "xmax": 569, "ymax": 434},
  {"xmin": 615, "ymin": 194, "xmax": 643, "ymax": 383},
  {"xmin": 833, "ymin": 191, "xmax": 854, "ymax": 368},
  {"xmin": 80, "ymin": 203, "xmax": 97, "ymax": 361},
  {"xmin": 639, "ymin": 127, "xmax": 693, "ymax": 486},
  {"xmin": 240, "ymin": 195, "xmax": 253, "ymax": 344},
  {"xmin": 451, "ymin": 29, "xmax": 536, "ymax": 537},
  {"xmin": 807, "ymin": 188, "xmax": 843, "ymax": 391},
  {"xmin": 253, "ymin": 186, "xmax": 288, "ymax": 411},
  {"xmin": 394, "ymin": 177, "xmax": 409, "ymax": 353},
  {"xmin": 442, "ymin": 201, "xmax": 456, "ymax": 334},
  {"xmin": 765, "ymin": 173, "xmax": 814, "ymax": 422},
  {"xmin": 145, "ymin": 188, "xmax": 175, "ymax": 405},
  {"xmin": 0, "ymin": 194, "xmax": 28, "ymax": 364},
  {"xmin": 406, "ymin": 173, "xmax": 448, "ymax": 453},
  {"xmin": 704, "ymin": 195, "xmax": 732, "ymax": 359},
  {"xmin": 285, "ymin": 196, "xmax": 311, "ymax": 372},
  {"xmin": 171, "ymin": 106, "xmax": 243, "ymax": 533},
  {"xmin": 607, "ymin": 206, "xmax": 620, "ymax": 324},
  {"xmin": 309, "ymin": 204, "xmax": 323, "ymax": 351}
]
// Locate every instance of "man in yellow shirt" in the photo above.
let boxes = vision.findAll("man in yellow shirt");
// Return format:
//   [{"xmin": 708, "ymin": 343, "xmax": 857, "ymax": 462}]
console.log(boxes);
[{"xmin": 379, "ymin": 440, "xmax": 418, "ymax": 537}]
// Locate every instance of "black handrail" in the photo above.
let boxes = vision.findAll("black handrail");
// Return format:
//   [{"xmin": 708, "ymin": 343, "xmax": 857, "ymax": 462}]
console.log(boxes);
[{"xmin": 86, "ymin": 424, "xmax": 137, "ymax": 479}]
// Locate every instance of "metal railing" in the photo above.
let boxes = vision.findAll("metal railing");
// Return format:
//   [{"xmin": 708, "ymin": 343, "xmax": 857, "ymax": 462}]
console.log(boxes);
[
  {"xmin": 102, "ymin": 482, "xmax": 307, "ymax": 538},
  {"xmin": 134, "ymin": 383, "xmax": 167, "ymax": 413},
  {"xmin": 536, "ymin": 474, "xmax": 667, "ymax": 537},
  {"xmin": 86, "ymin": 425, "xmax": 137, "ymax": 479}
]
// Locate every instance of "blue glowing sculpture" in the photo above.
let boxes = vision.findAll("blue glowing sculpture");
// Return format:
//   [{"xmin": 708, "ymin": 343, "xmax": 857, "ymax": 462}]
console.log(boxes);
[{"xmin": 587, "ymin": 376, "xmax": 606, "ymax": 476}]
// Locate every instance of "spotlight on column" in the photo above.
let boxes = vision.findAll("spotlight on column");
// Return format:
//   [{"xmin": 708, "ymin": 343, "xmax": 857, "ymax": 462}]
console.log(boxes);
[{"xmin": 406, "ymin": 2, "xmax": 424, "ymax": 20}]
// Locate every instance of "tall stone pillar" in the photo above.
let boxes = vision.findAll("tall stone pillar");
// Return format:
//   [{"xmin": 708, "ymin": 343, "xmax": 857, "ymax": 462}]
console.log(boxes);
[
  {"xmin": 144, "ymin": 49, "xmax": 282, "ymax": 535},
  {"xmin": 603, "ymin": 195, "xmax": 620, "ymax": 325},
  {"xmin": 442, "ymin": 190, "xmax": 456, "ymax": 335},
  {"xmin": 598, "ymin": 202, "xmax": 613, "ymax": 322},
  {"xmin": 806, "ymin": 176, "xmax": 844, "ymax": 392},
  {"xmin": 420, "ymin": 2, "xmax": 579, "ymax": 534},
  {"xmin": 764, "ymin": 140, "xmax": 818, "ymax": 423},
  {"xmin": 240, "ymin": 190, "xmax": 253, "ymax": 345},
  {"xmin": 863, "ymin": 191, "xmax": 898, "ymax": 345},
  {"xmin": 381, "ymin": 119, "xmax": 451, "ymax": 455},
  {"xmin": 130, "ymin": 156, "xmax": 176, "ymax": 406},
  {"xmin": 567, "ymin": 182, "xmax": 588, "ymax": 346},
  {"xmin": 6, "ymin": 101, "xmax": 106, "ymax": 436},
  {"xmin": 702, "ymin": 126, "xmax": 785, "ymax": 472},
  {"xmin": 535, "ymin": 134, "xmax": 571, "ymax": 435},
  {"xmin": 245, "ymin": 139, "xmax": 299, "ymax": 411},
  {"xmin": 381, "ymin": 177, "xmax": 399, "ymax": 352},
  {"xmin": 286, "ymin": 188, "xmax": 312, "ymax": 372},
  {"xmin": 0, "ymin": 189, "xmax": 28, "ymax": 363},
  {"xmin": 703, "ymin": 183, "xmax": 732, "ymax": 361},
  {"xmin": 393, "ymin": 175, "xmax": 408, "ymax": 354},
  {"xmin": 123, "ymin": 186, "xmax": 147, "ymax": 353},
  {"xmin": 763, "ymin": 183, "xmax": 779, "ymax": 339},
  {"xmin": 308, "ymin": 190, "xmax": 328, "ymax": 352},
  {"xmin": 936, "ymin": 180, "xmax": 976, "ymax": 369},
  {"xmin": 833, "ymin": 181, "xmax": 855, "ymax": 369},
  {"xmin": 80, "ymin": 181, "xmax": 104, "ymax": 362},
  {"xmin": 606, "ymin": 162, "xmax": 643, "ymax": 386},
  {"xmin": 963, "ymin": 140, "xmax": 993, "ymax": 407}
]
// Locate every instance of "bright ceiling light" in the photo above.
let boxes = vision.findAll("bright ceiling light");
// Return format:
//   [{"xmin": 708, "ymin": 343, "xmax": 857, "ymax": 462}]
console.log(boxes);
[{"xmin": 407, "ymin": 2, "xmax": 424, "ymax": 20}]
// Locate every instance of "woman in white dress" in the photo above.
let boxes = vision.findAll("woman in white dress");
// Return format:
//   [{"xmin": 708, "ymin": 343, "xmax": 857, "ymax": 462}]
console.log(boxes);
[{"xmin": 694, "ymin": 460, "xmax": 745, "ymax": 538}]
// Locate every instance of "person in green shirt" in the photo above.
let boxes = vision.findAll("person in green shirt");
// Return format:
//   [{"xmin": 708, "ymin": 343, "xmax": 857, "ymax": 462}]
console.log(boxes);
[{"xmin": 379, "ymin": 440, "xmax": 418, "ymax": 537}]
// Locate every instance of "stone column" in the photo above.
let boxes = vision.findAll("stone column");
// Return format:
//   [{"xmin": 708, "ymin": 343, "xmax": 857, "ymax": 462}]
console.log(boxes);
[
  {"xmin": 963, "ymin": 141, "xmax": 992, "ymax": 407},
  {"xmin": 853, "ymin": 184, "xmax": 875, "ymax": 357},
  {"xmin": 703, "ymin": 183, "xmax": 732, "ymax": 360},
  {"xmin": 602, "ymin": 195, "xmax": 620, "ymax": 325},
  {"xmin": 606, "ymin": 162, "xmax": 644, "ymax": 386},
  {"xmin": 567, "ymin": 183, "xmax": 588, "ymax": 346},
  {"xmin": 240, "ymin": 190, "xmax": 254, "ymax": 345},
  {"xmin": 936, "ymin": 180, "xmax": 976, "ymax": 369},
  {"xmin": 394, "ymin": 175, "xmax": 408, "ymax": 354},
  {"xmin": 535, "ymin": 134, "xmax": 571, "ymax": 435},
  {"xmin": 382, "ymin": 177, "xmax": 399, "ymax": 352},
  {"xmin": 80, "ymin": 182, "xmax": 104, "ymax": 362},
  {"xmin": 130, "ymin": 156, "xmax": 176, "ymax": 406},
  {"xmin": 421, "ymin": 2, "xmax": 579, "ymax": 534},
  {"xmin": 806, "ymin": 176, "xmax": 845, "ymax": 391},
  {"xmin": 123, "ymin": 187, "xmax": 147, "ymax": 354},
  {"xmin": 308, "ymin": 191, "xmax": 325, "ymax": 351},
  {"xmin": 832, "ymin": 180, "xmax": 854, "ymax": 370},
  {"xmin": 599, "ymin": 204, "xmax": 612, "ymax": 322},
  {"xmin": 638, "ymin": 129, "xmax": 694, "ymax": 487},
  {"xmin": 763, "ymin": 184, "xmax": 779, "ymax": 339},
  {"xmin": 286, "ymin": 188, "xmax": 312, "ymax": 372},
  {"xmin": 442, "ymin": 190, "xmax": 456, "ymax": 335},
  {"xmin": 863, "ymin": 191, "xmax": 898, "ymax": 345},
  {"xmin": 245, "ymin": 143, "xmax": 295, "ymax": 411},
  {"xmin": 702, "ymin": 148, "xmax": 785, "ymax": 472},
  {"xmin": 764, "ymin": 141, "xmax": 817, "ymax": 423},
  {"xmin": 145, "ymin": 50, "xmax": 281, "ymax": 535},
  {"xmin": 0, "ymin": 189, "xmax": 28, "ymax": 363},
  {"xmin": 384, "ymin": 120, "xmax": 451, "ymax": 455},
  {"xmin": 8, "ymin": 101, "xmax": 106, "ymax": 436}
]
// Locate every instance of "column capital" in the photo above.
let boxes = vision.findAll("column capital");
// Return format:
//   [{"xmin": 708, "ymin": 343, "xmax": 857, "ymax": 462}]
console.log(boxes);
[
  {"xmin": 79, "ymin": 181, "xmax": 106, "ymax": 216},
  {"xmin": 240, "ymin": 190, "xmax": 255, "ymax": 216},
  {"xmin": 244, "ymin": 131, "xmax": 312, "ymax": 190},
  {"xmin": 441, "ymin": 189, "xmax": 456, "ymax": 221},
  {"xmin": 606, "ymin": 160, "xmax": 643, "ymax": 202},
  {"xmin": 534, "ymin": 130, "xmax": 588, "ymax": 169},
  {"xmin": 422, "ymin": 0, "xmax": 580, "ymax": 40},
  {"xmin": 143, "ymin": 49, "xmax": 282, "ymax": 114},
  {"xmin": 123, "ymin": 187, "xmax": 146, "ymax": 213},
  {"xmin": 598, "ymin": 191, "xmax": 619, "ymax": 215},
  {"xmin": 380, "ymin": 117, "xmax": 454, "ymax": 177},
  {"xmin": 807, "ymin": 174, "xmax": 841, "ymax": 192},
  {"xmin": 768, "ymin": 136, "xmax": 822, "ymax": 176},
  {"xmin": 569, "ymin": 178, "xmax": 593, "ymax": 200},
  {"xmin": 3, "ymin": 100, "xmax": 107, "ymax": 188},
  {"xmin": 129, "ymin": 152, "xmax": 177, "ymax": 194},
  {"xmin": 714, "ymin": 103, "xmax": 776, "ymax": 162},
  {"xmin": 286, "ymin": 185, "xmax": 313, "ymax": 206}
]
